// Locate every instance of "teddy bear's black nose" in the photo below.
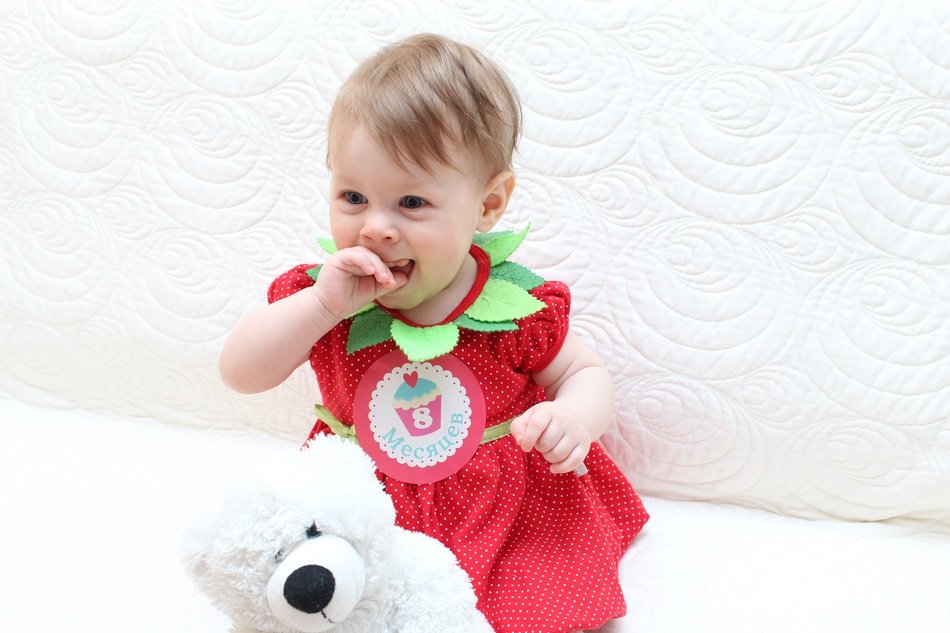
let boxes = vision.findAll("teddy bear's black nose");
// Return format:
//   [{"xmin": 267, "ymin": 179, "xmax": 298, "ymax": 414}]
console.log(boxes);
[{"xmin": 283, "ymin": 564, "xmax": 336, "ymax": 614}]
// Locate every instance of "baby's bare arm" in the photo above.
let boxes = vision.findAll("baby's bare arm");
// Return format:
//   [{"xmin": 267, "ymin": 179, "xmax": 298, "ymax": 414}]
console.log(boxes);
[
  {"xmin": 219, "ymin": 287, "xmax": 335, "ymax": 393},
  {"xmin": 510, "ymin": 332, "xmax": 615, "ymax": 473},
  {"xmin": 219, "ymin": 247, "xmax": 407, "ymax": 394}
]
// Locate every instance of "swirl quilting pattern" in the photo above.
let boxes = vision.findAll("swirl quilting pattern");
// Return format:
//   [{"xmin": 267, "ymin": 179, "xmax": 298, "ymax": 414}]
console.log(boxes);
[
  {"xmin": 640, "ymin": 66, "xmax": 835, "ymax": 222},
  {"xmin": 834, "ymin": 100, "xmax": 950, "ymax": 264},
  {"xmin": 1, "ymin": 0, "xmax": 949, "ymax": 528}
]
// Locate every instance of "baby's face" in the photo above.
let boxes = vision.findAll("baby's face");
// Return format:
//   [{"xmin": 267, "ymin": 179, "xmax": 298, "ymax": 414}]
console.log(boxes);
[{"xmin": 327, "ymin": 123, "xmax": 492, "ymax": 321}]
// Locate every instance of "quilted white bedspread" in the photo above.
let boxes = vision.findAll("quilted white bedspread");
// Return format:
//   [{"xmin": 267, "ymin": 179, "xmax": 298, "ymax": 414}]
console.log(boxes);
[{"xmin": 2, "ymin": 1, "xmax": 950, "ymax": 631}]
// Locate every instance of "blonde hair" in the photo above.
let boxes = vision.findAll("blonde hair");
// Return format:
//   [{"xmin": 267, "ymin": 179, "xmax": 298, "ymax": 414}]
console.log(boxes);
[{"xmin": 327, "ymin": 33, "xmax": 521, "ymax": 177}]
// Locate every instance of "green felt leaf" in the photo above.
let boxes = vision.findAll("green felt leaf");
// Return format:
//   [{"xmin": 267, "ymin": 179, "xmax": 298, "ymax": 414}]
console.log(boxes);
[
  {"xmin": 471, "ymin": 231, "xmax": 497, "ymax": 246},
  {"xmin": 347, "ymin": 308, "xmax": 395, "ymax": 354},
  {"xmin": 306, "ymin": 265, "xmax": 321, "ymax": 282},
  {"xmin": 473, "ymin": 226, "xmax": 529, "ymax": 267},
  {"xmin": 454, "ymin": 314, "xmax": 519, "ymax": 332},
  {"xmin": 465, "ymin": 278, "xmax": 545, "ymax": 322},
  {"xmin": 318, "ymin": 236, "xmax": 338, "ymax": 254},
  {"xmin": 347, "ymin": 303, "xmax": 377, "ymax": 318},
  {"xmin": 489, "ymin": 261, "xmax": 544, "ymax": 291},
  {"xmin": 391, "ymin": 321, "xmax": 460, "ymax": 362}
]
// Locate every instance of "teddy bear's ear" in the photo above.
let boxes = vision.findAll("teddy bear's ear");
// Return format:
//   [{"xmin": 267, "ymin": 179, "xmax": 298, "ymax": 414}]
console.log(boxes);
[
  {"xmin": 183, "ymin": 551, "xmax": 209, "ymax": 582},
  {"xmin": 179, "ymin": 519, "xmax": 211, "ymax": 581},
  {"xmin": 179, "ymin": 489, "xmax": 229, "ymax": 585}
]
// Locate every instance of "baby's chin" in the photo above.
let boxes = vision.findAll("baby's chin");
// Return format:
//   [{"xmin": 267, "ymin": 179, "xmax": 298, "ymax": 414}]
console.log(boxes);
[
  {"xmin": 376, "ymin": 287, "xmax": 451, "ymax": 325},
  {"xmin": 374, "ymin": 289, "xmax": 419, "ymax": 312}
]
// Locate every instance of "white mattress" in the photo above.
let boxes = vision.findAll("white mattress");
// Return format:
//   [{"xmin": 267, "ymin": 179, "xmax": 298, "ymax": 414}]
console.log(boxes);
[{"xmin": 4, "ymin": 400, "xmax": 950, "ymax": 633}]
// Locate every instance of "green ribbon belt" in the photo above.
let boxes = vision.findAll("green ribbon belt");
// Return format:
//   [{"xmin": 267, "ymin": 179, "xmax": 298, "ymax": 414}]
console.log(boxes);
[{"xmin": 314, "ymin": 403, "xmax": 512, "ymax": 446}]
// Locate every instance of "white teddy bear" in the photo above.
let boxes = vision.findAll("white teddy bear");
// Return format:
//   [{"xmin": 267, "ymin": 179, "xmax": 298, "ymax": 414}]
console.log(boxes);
[{"xmin": 181, "ymin": 434, "xmax": 494, "ymax": 633}]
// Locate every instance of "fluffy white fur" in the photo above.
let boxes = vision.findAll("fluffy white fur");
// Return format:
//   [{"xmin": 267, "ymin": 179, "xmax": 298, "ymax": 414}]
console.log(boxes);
[{"xmin": 181, "ymin": 434, "xmax": 493, "ymax": 633}]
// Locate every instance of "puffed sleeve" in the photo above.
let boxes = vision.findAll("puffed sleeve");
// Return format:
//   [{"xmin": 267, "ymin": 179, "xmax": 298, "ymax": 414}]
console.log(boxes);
[
  {"xmin": 267, "ymin": 263, "xmax": 318, "ymax": 304},
  {"xmin": 496, "ymin": 280, "xmax": 571, "ymax": 374}
]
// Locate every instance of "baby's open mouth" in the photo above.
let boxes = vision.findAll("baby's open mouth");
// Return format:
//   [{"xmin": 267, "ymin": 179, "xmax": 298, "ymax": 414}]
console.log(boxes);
[{"xmin": 386, "ymin": 259, "xmax": 414, "ymax": 276}]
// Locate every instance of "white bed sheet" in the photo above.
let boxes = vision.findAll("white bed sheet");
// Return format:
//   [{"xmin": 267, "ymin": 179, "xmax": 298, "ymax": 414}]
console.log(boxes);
[{"xmin": 4, "ymin": 399, "xmax": 949, "ymax": 633}]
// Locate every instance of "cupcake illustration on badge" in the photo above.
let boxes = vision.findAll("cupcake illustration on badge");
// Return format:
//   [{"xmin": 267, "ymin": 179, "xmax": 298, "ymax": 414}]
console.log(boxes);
[
  {"xmin": 353, "ymin": 350, "xmax": 486, "ymax": 484},
  {"xmin": 393, "ymin": 372, "xmax": 442, "ymax": 437}
]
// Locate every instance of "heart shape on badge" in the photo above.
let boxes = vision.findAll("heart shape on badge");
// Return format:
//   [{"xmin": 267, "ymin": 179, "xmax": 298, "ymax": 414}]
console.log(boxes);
[{"xmin": 403, "ymin": 371, "xmax": 419, "ymax": 388}]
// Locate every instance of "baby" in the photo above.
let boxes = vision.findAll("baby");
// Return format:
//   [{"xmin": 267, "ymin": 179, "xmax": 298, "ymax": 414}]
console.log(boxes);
[{"xmin": 220, "ymin": 33, "xmax": 648, "ymax": 633}]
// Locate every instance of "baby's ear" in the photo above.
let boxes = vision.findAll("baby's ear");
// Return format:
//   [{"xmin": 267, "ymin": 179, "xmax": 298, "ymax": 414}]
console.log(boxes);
[{"xmin": 478, "ymin": 171, "xmax": 516, "ymax": 231}]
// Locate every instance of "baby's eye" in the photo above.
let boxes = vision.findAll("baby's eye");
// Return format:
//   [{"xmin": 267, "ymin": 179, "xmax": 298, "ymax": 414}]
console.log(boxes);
[
  {"xmin": 400, "ymin": 195, "xmax": 427, "ymax": 210},
  {"xmin": 344, "ymin": 191, "xmax": 367, "ymax": 205}
]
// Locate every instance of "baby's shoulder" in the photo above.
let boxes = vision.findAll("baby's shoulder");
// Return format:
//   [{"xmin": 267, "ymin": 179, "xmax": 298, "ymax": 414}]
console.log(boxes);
[{"xmin": 267, "ymin": 263, "xmax": 318, "ymax": 304}]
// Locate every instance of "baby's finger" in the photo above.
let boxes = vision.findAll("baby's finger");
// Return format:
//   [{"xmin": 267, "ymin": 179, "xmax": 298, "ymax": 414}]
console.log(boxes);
[
  {"xmin": 373, "ymin": 264, "xmax": 397, "ymax": 286},
  {"xmin": 384, "ymin": 269, "xmax": 409, "ymax": 291},
  {"xmin": 540, "ymin": 434, "xmax": 575, "ymax": 464},
  {"xmin": 534, "ymin": 425, "xmax": 565, "ymax": 455},
  {"xmin": 338, "ymin": 248, "xmax": 394, "ymax": 283},
  {"xmin": 357, "ymin": 252, "xmax": 403, "ymax": 288},
  {"xmin": 549, "ymin": 444, "xmax": 589, "ymax": 475},
  {"xmin": 511, "ymin": 408, "xmax": 548, "ymax": 453}
]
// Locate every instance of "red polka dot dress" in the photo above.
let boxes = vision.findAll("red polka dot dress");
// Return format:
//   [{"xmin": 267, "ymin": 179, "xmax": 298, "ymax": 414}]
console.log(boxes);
[{"xmin": 268, "ymin": 253, "xmax": 649, "ymax": 633}]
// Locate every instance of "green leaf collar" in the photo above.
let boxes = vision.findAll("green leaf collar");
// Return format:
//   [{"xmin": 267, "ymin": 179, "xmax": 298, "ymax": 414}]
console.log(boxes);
[{"xmin": 306, "ymin": 227, "xmax": 545, "ymax": 362}]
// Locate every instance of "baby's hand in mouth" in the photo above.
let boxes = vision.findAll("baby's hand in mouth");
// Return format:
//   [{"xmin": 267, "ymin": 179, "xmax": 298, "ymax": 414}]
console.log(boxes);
[{"xmin": 314, "ymin": 247, "xmax": 410, "ymax": 316}]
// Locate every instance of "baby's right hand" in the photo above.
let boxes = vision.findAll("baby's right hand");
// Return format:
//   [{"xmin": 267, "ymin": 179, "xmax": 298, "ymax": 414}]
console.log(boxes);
[{"xmin": 312, "ymin": 246, "xmax": 408, "ymax": 318}]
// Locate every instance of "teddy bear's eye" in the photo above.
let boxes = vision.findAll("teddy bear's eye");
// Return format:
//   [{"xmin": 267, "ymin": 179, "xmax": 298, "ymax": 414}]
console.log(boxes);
[
  {"xmin": 274, "ymin": 549, "xmax": 285, "ymax": 564},
  {"xmin": 306, "ymin": 523, "xmax": 321, "ymax": 539}
]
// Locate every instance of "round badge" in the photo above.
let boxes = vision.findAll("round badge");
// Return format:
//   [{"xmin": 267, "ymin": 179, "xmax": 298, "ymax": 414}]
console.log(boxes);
[{"xmin": 352, "ymin": 350, "xmax": 486, "ymax": 484}]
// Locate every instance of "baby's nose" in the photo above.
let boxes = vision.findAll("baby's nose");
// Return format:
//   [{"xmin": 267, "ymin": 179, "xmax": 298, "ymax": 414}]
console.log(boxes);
[{"xmin": 359, "ymin": 208, "xmax": 398, "ymax": 242}]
